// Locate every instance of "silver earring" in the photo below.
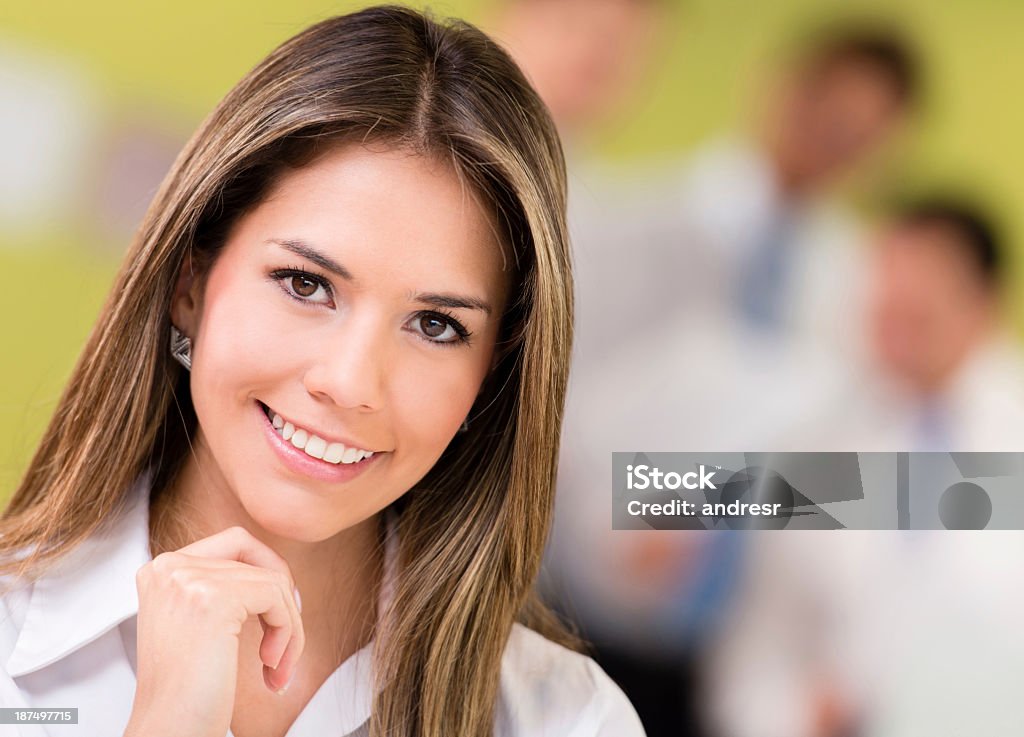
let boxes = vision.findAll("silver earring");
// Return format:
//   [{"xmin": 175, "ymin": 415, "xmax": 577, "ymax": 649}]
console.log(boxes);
[
  {"xmin": 170, "ymin": 324, "xmax": 192, "ymax": 371},
  {"xmin": 459, "ymin": 418, "xmax": 470, "ymax": 433}
]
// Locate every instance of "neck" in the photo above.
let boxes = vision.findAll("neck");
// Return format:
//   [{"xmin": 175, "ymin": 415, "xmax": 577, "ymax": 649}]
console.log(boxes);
[{"xmin": 149, "ymin": 440, "xmax": 384, "ymax": 667}]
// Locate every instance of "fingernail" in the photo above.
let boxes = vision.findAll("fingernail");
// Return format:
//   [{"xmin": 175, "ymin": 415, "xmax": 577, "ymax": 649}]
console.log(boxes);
[
  {"xmin": 293, "ymin": 586, "xmax": 302, "ymax": 613},
  {"xmin": 276, "ymin": 671, "xmax": 296, "ymax": 696}
]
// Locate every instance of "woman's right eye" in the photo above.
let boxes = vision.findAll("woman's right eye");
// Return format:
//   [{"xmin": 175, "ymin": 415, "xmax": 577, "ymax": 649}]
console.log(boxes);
[{"xmin": 270, "ymin": 268, "xmax": 334, "ymax": 307}]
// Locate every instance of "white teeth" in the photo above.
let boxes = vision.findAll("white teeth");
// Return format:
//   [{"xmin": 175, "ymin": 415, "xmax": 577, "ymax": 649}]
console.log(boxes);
[
  {"xmin": 266, "ymin": 405, "xmax": 375, "ymax": 465},
  {"xmin": 304, "ymin": 435, "xmax": 327, "ymax": 459},
  {"xmin": 290, "ymin": 428, "xmax": 308, "ymax": 450},
  {"xmin": 323, "ymin": 443, "xmax": 345, "ymax": 463}
]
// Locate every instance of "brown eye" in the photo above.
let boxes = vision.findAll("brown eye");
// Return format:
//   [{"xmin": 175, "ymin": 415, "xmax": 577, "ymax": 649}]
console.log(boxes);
[
  {"xmin": 271, "ymin": 268, "xmax": 333, "ymax": 306},
  {"xmin": 404, "ymin": 311, "xmax": 470, "ymax": 345},
  {"xmin": 419, "ymin": 314, "xmax": 448, "ymax": 338},
  {"xmin": 291, "ymin": 275, "xmax": 319, "ymax": 297}
]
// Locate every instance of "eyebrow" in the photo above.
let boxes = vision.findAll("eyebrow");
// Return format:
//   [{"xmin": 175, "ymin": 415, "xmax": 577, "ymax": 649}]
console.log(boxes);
[
  {"xmin": 268, "ymin": 237, "xmax": 493, "ymax": 316},
  {"xmin": 413, "ymin": 292, "xmax": 492, "ymax": 316},
  {"xmin": 268, "ymin": 238, "xmax": 354, "ymax": 281}
]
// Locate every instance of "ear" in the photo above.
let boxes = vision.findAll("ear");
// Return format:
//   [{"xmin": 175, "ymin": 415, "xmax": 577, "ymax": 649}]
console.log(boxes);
[{"xmin": 170, "ymin": 250, "xmax": 205, "ymax": 337}]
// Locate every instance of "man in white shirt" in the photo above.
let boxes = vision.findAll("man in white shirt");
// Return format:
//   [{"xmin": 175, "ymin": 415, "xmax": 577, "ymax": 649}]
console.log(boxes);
[
  {"xmin": 780, "ymin": 196, "xmax": 1024, "ymax": 452},
  {"xmin": 704, "ymin": 198, "xmax": 1024, "ymax": 737}
]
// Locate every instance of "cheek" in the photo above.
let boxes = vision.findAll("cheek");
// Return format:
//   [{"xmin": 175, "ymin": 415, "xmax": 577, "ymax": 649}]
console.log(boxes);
[
  {"xmin": 390, "ymin": 351, "xmax": 489, "ymax": 454},
  {"xmin": 190, "ymin": 271, "xmax": 297, "ymax": 413},
  {"xmin": 388, "ymin": 315, "xmax": 500, "ymax": 456}
]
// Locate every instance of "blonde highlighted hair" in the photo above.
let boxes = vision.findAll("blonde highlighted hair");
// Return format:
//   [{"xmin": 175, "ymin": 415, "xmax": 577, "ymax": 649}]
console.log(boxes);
[{"xmin": 1, "ymin": 6, "xmax": 577, "ymax": 736}]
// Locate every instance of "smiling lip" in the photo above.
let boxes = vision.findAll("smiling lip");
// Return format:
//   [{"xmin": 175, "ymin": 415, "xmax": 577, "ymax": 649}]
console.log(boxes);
[
  {"xmin": 255, "ymin": 400, "xmax": 383, "ymax": 483},
  {"xmin": 259, "ymin": 401, "xmax": 377, "ymax": 453}
]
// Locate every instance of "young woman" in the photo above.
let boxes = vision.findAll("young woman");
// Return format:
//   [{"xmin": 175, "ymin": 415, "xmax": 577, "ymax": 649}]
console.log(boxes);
[{"xmin": 0, "ymin": 5, "xmax": 644, "ymax": 737}]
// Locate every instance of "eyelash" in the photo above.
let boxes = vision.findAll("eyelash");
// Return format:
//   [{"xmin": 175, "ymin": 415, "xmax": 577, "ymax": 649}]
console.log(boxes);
[{"xmin": 267, "ymin": 266, "xmax": 474, "ymax": 347}]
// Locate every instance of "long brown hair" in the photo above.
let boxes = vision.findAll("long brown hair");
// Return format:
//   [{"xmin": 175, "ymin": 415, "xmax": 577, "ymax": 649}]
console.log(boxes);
[{"xmin": 0, "ymin": 6, "xmax": 576, "ymax": 736}]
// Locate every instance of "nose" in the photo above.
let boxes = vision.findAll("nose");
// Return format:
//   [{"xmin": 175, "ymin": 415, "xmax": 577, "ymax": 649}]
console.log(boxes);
[{"xmin": 303, "ymin": 315, "xmax": 388, "ymax": 411}]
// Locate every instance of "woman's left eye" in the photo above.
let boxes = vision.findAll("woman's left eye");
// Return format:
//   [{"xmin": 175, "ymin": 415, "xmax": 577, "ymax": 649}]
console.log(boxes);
[
  {"xmin": 271, "ymin": 269, "xmax": 333, "ymax": 306},
  {"xmin": 407, "ymin": 312, "xmax": 471, "ymax": 345}
]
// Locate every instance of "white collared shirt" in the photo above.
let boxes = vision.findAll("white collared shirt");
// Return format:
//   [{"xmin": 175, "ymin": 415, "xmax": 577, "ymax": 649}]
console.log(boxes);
[{"xmin": 0, "ymin": 471, "xmax": 645, "ymax": 737}]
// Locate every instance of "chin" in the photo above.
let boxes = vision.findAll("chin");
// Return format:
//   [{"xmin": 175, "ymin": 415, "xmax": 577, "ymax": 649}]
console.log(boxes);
[
  {"xmin": 234, "ymin": 486, "xmax": 326, "ymax": 540},
  {"xmin": 256, "ymin": 510, "xmax": 340, "ymax": 544},
  {"xmin": 259, "ymin": 494, "xmax": 385, "ymax": 546}
]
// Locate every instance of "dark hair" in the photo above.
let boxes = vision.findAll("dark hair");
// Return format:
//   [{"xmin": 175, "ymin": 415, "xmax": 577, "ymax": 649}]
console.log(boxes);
[
  {"xmin": 798, "ymin": 23, "xmax": 920, "ymax": 108},
  {"xmin": 893, "ymin": 197, "xmax": 1003, "ymax": 287}
]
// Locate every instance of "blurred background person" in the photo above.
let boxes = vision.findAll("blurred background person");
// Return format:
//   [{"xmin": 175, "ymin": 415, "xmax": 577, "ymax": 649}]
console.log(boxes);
[
  {"xmin": 568, "ymin": 22, "xmax": 921, "ymax": 370},
  {"xmin": 487, "ymin": 0, "xmax": 678, "ymax": 369},
  {"xmin": 851, "ymin": 198, "xmax": 1024, "ymax": 449},
  {"xmin": 491, "ymin": 5, "xmax": 728, "ymax": 735},
  {"xmin": 779, "ymin": 196, "xmax": 1024, "ymax": 451},
  {"xmin": 487, "ymin": 0, "xmax": 669, "ymax": 146},
  {"xmin": 682, "ymin": 24, "xmax": 918, "ymax": 348},
  {"xmin": 704, "ymin": 196, "xmax": 1024, "ymax": 737}
]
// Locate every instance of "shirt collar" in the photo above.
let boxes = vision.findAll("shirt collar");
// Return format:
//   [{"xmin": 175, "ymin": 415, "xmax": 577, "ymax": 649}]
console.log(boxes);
[{"xmin": 5, "ymin": 467, "xmax": 153, "ymax": 677}]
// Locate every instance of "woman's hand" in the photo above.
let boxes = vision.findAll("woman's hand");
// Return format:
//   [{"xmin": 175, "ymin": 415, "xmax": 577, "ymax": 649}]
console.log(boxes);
[{"xmin": 123, "ymin": 526, "xmax": 305, "ymax": 737}]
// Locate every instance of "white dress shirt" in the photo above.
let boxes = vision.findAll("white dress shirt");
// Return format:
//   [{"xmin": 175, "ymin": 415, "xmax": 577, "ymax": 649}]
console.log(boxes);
[
  {"xmin": 0, "ymin": 469, "xmax": 644, "ymax": 737},
  {"xmin": 703, "ymin": 335, "xmax": 1024, "ymax": 737},
  {"xmin": 774, "ymin": 332, "xmax": 1024, "ymax": 452}
]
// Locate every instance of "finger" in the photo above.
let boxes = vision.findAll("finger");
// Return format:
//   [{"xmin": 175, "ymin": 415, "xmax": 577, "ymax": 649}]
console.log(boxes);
[
  {"xmin": 166, "ymin": 563, "xmax": 300, "ymax": 671},
  {"xmin": 257, "ymin": 587, "xmax": 293, "ymax": 670},
  {"xmin": 171, "ymin": 529, "xmax": 304, "ymax": 689},
  {"xmin": 177, "ymin": 526, "xmax": 296, "ymax": 589},
  {"xmin": 264, "ymin": 601, "xmax": 306, "ymax": 692},
  {"xmin": 226, "ymin": 570, "xmax": 304, "ymax": 682},
  {"xmin": 230, "ymin": 575, "xmax": 298, "ymax": 679}
]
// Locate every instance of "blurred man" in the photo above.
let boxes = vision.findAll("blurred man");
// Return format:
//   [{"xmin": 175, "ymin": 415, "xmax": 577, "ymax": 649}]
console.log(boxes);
[
  {"xmin": 487, "ymin": 0, "xmax": 676, "ymax": 364},
  {"xmin": 488, "ymin": 0, "xmax": 667, "ymax": 142},
  {"xmin": 781, "ymin": 197, "xmax": 1024, "ymax": 450},
  {"xmin": 571, "ymin": 24, "xmax": 920, "ymax": 369},
  {"xmin": 858, "ymin": 200, "xmax": 1019, "ymax": 447},
  {"xmin": 705, "ymin": 198, "xmax": 1024, "ymax": 737},
  {"xmin": 682, "ymin": 25, "xmax": 919, "ymax": 345},
  {"xmin": 493, "ymin": 4, "xmax": 713, "ymax": 735}
]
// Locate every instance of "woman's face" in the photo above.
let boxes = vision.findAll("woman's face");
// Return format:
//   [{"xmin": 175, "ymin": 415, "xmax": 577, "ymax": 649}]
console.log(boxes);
[{"xmin": 172, "ymin": 142, "xmax": 509, "ymax": 541}]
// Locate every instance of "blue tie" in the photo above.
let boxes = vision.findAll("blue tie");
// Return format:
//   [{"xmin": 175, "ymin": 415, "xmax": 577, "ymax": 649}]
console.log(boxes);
[
  {"xmin": 735, "ymin": 212, "xmax": 795, "ymax": 333},
  {"xmin": 913, "ymin": 398, "xmax": 952, "ymax": 452}
]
